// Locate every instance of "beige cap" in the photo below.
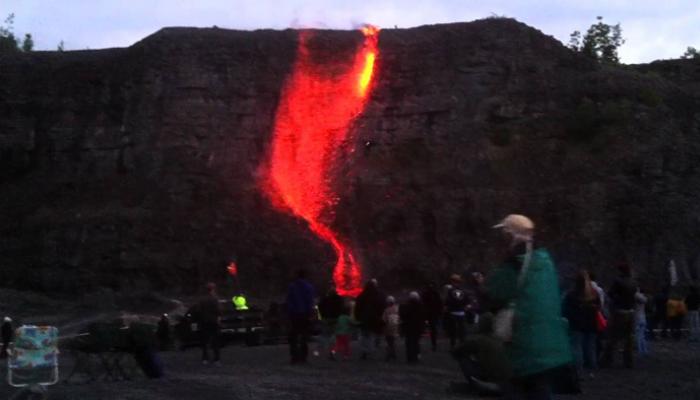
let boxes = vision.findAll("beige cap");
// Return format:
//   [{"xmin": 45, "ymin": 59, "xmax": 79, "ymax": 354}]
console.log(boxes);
[{"xmin": 493, "ymin": 214, "xmax": 535, "ymax": 241}]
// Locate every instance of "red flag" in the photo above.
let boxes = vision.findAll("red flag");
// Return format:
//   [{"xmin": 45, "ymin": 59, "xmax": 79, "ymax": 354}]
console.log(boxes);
[{"xmin": 227, "ymin": 262, "xmax": 238, "ymax": 276}]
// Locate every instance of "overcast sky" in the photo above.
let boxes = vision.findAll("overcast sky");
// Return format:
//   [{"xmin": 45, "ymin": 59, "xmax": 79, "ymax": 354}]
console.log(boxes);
[{"xmin": 2, "ymin": 0, "xmax": 698, "ymax": 63}]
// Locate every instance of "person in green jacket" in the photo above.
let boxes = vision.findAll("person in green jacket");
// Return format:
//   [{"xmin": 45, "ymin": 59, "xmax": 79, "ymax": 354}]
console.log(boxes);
[{"xmin": 486, "ymin": 214, "xmax": 573, "ymax": 400}]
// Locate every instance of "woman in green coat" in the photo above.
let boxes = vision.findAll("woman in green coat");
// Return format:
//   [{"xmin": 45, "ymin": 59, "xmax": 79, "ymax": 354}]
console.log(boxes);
[{"xmin": 487, "ymin": 215, "xmax": 573, "ymax": 400}]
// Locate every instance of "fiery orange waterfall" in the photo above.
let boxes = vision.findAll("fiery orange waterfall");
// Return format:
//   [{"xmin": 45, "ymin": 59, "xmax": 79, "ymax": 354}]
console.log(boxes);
[{"xmin": 260, "ymin": 26, "xmax": 379, "ymax": 297}]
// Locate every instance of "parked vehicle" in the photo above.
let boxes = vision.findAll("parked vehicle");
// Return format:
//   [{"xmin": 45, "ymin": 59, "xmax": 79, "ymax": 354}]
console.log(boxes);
[{"xmin": 174, "ymin": 300, "xmax": 265, "ymax": 349}]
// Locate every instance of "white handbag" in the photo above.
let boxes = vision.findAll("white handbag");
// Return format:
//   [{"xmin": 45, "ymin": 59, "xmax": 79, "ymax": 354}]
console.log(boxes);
[{"xmin": 493, "ymin": 242, "xmax": 532, "ymax": 342}]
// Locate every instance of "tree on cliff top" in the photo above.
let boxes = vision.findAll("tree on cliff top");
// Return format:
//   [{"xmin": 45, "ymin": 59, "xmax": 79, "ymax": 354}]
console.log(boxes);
[
  {"xmin": 0, "ymin": 13, "xmax": 34, "ymax": 53},
  {"xmin": 681, "ymin": 47, "xmax": 699, "ymax": 59},
  {"xmin": 568, "ymin": 16, "xmax": 625, "ymax": 64}
]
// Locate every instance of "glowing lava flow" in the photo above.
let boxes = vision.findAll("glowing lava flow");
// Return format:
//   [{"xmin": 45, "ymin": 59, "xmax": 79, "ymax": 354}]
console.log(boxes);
[{"xmin": 261, "ymin": 26, "xmax": 379, "ymax": 297}]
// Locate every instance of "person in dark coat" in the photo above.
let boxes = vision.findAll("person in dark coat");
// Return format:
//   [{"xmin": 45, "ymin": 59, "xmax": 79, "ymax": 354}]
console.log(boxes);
[
  {"xmin": 354, "ymin": 279, "xmax": 385, "ymax": 359},
  {"xmin": 1, "ymin": 317, "xmax": 13, "ymax": 358},
  {"xmin": 196, "ymin": 282, "xmax": 222, "ymax": 365},
  {"xmin": 157, "ymin": 314, "xmax": 172, "ymax": 351},
  {"xmin": 421, "ymin": 283, "xmax": 443, "ymax": 352},
  {"xmin": 562, "ymin": 271, "xmax": 601, "ymax": 375},
  {"xmin": 600, "ymin": 263, "xmax": 637, "ymax": 368},
  {"xmin": 400, "ymin": 291, "xmax": 424, "ymax": 363},
  {"xmin": 286, "ymin": 269, "xmax": 316, "ymax": 364},
  {"xmin": 317, "ymin": 285, "xmax": 344, "ymax": 358}
]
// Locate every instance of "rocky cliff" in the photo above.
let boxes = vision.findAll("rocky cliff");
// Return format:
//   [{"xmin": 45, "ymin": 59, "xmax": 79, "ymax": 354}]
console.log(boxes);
[{"xmin": 1, "ymin": 18, "xmax": 699, "ymax": 297}]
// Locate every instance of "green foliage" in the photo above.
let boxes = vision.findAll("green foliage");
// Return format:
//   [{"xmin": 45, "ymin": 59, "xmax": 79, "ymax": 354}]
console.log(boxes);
[
  {"xmin": 21, "ymin": 33, "xmax": 33, "ymax": 52},
  {"xmin": 0, "ymin": 13, "xmax": 19, "ymax": 53},
  {"xmin": 681, "ymin": 46, "xmax": 699, "ymax": 59},
  {"xmin": 637, "ymin": 88, "xmax": 662, "ymax": 107},
  {"xmin": 599, "ymin": 99, "xmax": 632, "ymax": 124},
  {"xmin": 0, "ymin": 13, "xmax": 34, "ymax": 53},
  {"xmin": 569, "ymin": 16, "xmax": 625, "ymax": 64},
  {"xmin": 567, "ymin": 97, "xmax": 632, "ymax": 142}
]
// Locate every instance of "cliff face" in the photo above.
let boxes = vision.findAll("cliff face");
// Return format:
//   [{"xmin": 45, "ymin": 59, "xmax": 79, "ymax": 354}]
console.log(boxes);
[{"xmin": 1, "ymin": 19, "xmax": 699, "ymax": 296}]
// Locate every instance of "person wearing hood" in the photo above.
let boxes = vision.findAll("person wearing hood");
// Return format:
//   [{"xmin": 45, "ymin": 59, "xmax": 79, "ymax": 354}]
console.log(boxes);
[{"xmin": 485, "ymin": 214, "xmax": 572, "ymax": 400}]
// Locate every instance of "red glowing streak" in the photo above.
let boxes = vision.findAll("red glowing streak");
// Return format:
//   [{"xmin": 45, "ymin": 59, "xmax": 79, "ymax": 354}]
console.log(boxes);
[
  {"xmin": 227, "ymin": 262, "xmax": 238, "ymax": 277},
  {"xmin": 261, "ymin": 26, "xmax": 379, "ymax": 297}
]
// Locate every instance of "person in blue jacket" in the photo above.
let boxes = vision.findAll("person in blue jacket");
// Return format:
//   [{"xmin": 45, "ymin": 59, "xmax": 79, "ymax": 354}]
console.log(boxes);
[{"xmin": 286, "ymin": 269, "xmax": 316, "ymax": 364}]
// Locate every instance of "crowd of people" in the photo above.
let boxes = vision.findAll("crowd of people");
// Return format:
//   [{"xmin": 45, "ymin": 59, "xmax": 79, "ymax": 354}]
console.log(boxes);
[
  {"xmin": 2, "ymin": 212, "xmax": 695, "ymax": 398},
  {"xmin": 180, "ymin": 213, "xmax": 697, "ymax": 399},
  {"xmin": 280, "ymin": 214, "xmax": 700, "ymax": 399}
]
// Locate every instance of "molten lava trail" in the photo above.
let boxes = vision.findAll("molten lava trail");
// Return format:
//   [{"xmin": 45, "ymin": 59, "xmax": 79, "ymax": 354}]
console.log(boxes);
[{"xmin": 261, "ymin": 27, "xmax": 379, "ymax": 297}]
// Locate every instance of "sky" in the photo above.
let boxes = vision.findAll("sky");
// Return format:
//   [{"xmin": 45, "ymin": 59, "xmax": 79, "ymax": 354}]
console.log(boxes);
[{"xmin": 1, "ymin": 0, "xmax": 698, "ymax": 64}]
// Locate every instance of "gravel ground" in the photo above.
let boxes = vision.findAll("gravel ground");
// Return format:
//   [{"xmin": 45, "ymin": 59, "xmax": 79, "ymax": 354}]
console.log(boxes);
[{"xmin": 1, "ymin": 338, "xmax": 698, "ymax": 399}]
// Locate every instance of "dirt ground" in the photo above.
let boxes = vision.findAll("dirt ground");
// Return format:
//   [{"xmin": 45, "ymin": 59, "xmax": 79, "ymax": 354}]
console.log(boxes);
[{"xmin": 1, "ymin": 337, "xmax": 699, "ymax": 400}]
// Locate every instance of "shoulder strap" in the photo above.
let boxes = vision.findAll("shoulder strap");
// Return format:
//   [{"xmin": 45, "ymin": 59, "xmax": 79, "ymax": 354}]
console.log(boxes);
[{"xmin": 516, "ymin": 241, "xmax": 533, "ymax": 289}]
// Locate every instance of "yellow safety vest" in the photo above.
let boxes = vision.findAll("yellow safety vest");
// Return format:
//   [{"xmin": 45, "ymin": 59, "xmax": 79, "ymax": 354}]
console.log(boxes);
[{"xmin": 232, "ymin": 296, "xmax": 249, "ymax": 310}]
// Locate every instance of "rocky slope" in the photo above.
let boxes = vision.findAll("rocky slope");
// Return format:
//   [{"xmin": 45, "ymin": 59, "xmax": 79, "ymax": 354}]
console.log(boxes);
[{"xmin": 1, "ymin": 18, "xmax": 699, "ymax": 297}]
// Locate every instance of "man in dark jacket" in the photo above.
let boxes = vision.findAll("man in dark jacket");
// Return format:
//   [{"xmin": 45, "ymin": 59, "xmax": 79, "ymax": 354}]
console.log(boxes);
[
  {"xmin": 400, "ymin": 292, "xmax": 424, "ymax": 363},
  {"xmin": 286, "ymin": 269, "xmax": 316, "ymax": 364},
  {"xmin": 197, "ymin": 282, "xmax": 222, "ymax": 365},
  {"xmin": 355, "ymin": 279, "xmax": 385, "ymax": 359},
  {"xmin": 601, "ymin": 263, "xmax": 637, "ymax": 368},
  {"xmin": 317, "ymin": 285, "xmax": 344, "ymax": 358},
  {"xmin": 421, "ymin": 283, "xmax": 443, "ymax": 351}
]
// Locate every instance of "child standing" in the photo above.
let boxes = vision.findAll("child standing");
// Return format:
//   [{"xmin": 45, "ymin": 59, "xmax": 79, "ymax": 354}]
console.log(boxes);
[
  {"xmin": 332, "ymin": 305, "xmax": 353, "ymax": 360},
  {"xmin": 382, "ymin": 296, "xmax": 400, "ymax": 361}
]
